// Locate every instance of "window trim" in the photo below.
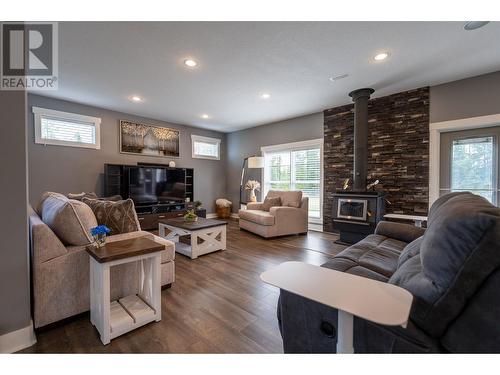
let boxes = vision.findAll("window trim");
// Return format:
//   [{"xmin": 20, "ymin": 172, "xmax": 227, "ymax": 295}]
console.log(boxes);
[
  {"xmin": 32, "ymin": 106, "xmax": 101, "ymax": 149},
  {"xmin": 261, "ymin": 138, "xmax": 323, "ymax": 223},
  {"xmin": 191, "ymin": 134, "xmax": 221, "ymax": 160}
]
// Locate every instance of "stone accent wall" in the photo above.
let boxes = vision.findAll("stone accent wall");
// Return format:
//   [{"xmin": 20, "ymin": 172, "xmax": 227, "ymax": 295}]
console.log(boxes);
[{"xmin": 323, "ymin": 87, "xmax": 429, "ymax": 232}]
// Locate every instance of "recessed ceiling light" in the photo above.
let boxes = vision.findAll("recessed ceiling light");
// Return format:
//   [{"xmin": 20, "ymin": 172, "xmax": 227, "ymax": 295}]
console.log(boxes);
[
  {"xmin": 464, "ymin": 21, "xmax": 490, "ymax": 31},
  {"xmin": 373, "ymin": 52, "xmax": 390, "ymax": 61},
  {"xmin": 184, "ymin": 59, "xmax": 198, "ymax": 68},
  {"xmin": 130, "ymin": 96, "xmax": 143, "ymax": 102},
  {"xmin": 201, "ymin": 114, "xmax": 210, "ymax": 119},
  {"xmin": 329, "ymin": 74, "xmax": 349, "ymax": 82},
  {"xmin": 260, "ymin": 93, "xmax": 271, "ymax": 99}
]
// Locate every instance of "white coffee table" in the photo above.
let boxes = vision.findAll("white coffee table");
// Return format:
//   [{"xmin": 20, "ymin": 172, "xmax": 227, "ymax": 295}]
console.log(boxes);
[
  {"xmin": 158, "ymin": 217, "xmax": 227, "ymax": 259},
  {"xmin": 261, "ymin": 261, "xmax": 413, "ymax": 353},
  {"xmin": 86, "ymin": 237, "xmax": 163, "ymax": 345}
]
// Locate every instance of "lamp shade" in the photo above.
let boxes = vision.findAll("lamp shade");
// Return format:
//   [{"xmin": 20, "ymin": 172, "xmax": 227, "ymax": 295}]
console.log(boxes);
[{"xmin": 247, "ymin": 156, "xmax": 264, "ymax": 169}]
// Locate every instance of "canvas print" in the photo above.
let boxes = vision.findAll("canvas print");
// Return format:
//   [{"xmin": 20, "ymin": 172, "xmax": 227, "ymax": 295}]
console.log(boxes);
[{"xmin": 120, "ymin": 120, "xmax": 180, "ymax": 157}]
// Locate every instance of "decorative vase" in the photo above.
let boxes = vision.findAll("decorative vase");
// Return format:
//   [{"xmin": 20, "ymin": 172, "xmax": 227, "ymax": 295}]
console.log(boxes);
[
  {"xmin": 249, "ymin": 189, "xmax": 257, "ymax": 202},
  {"xmin": 184, "ymin": 215, "xmax": 198, "ymax": 222},
  {"xmin": 93, "ymin": 233, "xmax": 107, "ymax": 248}
]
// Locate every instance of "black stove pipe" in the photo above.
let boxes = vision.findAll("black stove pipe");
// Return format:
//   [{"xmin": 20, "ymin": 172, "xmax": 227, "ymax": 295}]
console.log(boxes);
[{"xmin": 348, "ymin": 88, "xmax": 374, "ymax": 191}]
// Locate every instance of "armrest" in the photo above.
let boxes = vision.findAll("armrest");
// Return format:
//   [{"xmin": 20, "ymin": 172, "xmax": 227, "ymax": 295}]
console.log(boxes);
[
  {"xmin": 246, "ymin": 202, "xmax": 264, "ymax": 210},
  {"xmin": 261, "ymin": 261, "xmax": 413, "ymax": 327},
  {"xmin": 30, "ymin": 219, "xmax": 68, "ymax": 264},
  {"xmin": 375, "ymin": 221, "xmax": 425, "ymax": 243}
]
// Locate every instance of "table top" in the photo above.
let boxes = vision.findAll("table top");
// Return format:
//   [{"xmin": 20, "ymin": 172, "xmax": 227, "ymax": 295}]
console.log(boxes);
[
  {"xmin": 159, "ymin": 217, "xmax": 227, "ymax": 230},
  {"xmin": 86, "ymin": 237, "xmax": 164, "ymax": 263},
  {"xmin": 261, "ymin": 261, "xmax": 413, "ymax": 327},
  {"xmin": 384, "ymin": 213, "xmax": 428, "ymax": 221}
]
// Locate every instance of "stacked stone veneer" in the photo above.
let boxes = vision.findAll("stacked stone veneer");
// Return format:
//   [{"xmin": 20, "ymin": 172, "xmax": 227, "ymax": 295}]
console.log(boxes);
[{"xmin": 323, "ymin": 87, "xmax": 429, "ymax": 233}]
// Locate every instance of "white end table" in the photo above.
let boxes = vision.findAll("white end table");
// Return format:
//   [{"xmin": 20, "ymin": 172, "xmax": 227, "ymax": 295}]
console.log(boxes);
[
  {"xmin": 384, "ymin": 214, "xmax": 428, "ymax": 227},
  {"xmin": 260, "ymin": 261, "xmax": 413, "ymax": 353},
  {"xmin": 87, "ymin": 237, "xmax": 163, "ymax": 345},
  {"xmin": 159, "ymin": 217, "xmax": 227, "ymax": 259}
]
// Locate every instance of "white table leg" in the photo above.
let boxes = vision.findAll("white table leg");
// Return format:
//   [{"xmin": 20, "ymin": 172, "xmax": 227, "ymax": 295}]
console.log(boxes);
[
  {"xmin": 190, "ymin": 232, "xmax": 199, "ymax": 259},
  {"xmin": 152, "ymin": 254, "xmax": 161, "ymax": 322},
  {"xmin": 337, "ymin": 310, "xmax": 354, "ymax": 354},
  {"xmin": 99, "ymin": 263, "xmax": 111, "ymax": 345},
  {"xmin": 221, "ymin": 226, "xmax": 226, "ymax": 250}
]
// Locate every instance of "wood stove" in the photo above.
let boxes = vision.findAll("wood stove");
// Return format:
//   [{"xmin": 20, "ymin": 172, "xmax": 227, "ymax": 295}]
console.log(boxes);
[
  {"xmin": 332, "ymin": 88, "xmax": 386, "ymax": 244},
  {"xmin": 333, "ymin": 191, "xmax": 385, "ymax": 244}
]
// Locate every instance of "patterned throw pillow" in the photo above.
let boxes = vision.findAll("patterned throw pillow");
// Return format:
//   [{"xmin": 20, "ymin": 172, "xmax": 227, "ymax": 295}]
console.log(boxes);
[
  {"xmin": 82, "ymin": 198, "xmax": 141, "ymax": 235},
  {"xmin": 262, "ymin": 196, "xmax": 282, "ymax": 212}
]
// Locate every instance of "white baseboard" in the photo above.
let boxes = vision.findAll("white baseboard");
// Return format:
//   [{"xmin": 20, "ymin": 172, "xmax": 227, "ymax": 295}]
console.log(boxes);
[{"xmin": 0, "ymin": 320, "xmax": 36, "ymax": 353}]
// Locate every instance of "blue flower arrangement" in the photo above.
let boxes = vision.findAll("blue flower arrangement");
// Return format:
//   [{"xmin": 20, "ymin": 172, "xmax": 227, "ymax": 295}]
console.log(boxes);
[
  {"xmin": 90, "ymin": 225, "xmax": 111, "ymax": 247},
  {"xmin": 91, "ymin": 225, "xmax": 111, "ymax": 236}
]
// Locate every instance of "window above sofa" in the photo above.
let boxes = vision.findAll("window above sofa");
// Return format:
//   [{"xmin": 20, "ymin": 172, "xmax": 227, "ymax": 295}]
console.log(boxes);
[{"xmin": 32, "ymin": 106, "xmax": 101, "ymax": 149}]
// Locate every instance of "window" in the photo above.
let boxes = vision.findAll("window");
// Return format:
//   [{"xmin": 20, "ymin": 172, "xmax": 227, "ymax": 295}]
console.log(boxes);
[
  {"xmin": 191, "ymin": 135, "xmax": 221, "ymax": 160},
  {"xmin": 262, "ymin": 139, "xmax": 323, "ymax": 220},
  {"xmin": 440, "ymin": 127, "xmax": 499, "ymax": 206},
  {"xmin": 33, "ymin": 107, "xmax": 101, "ymax": 149}
]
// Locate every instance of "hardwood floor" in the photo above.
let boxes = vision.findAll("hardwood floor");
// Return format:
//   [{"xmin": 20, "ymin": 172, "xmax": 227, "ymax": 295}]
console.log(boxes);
[{"xmin": 20, "ymin": 220, "xmax": 345, "ymax": 353}]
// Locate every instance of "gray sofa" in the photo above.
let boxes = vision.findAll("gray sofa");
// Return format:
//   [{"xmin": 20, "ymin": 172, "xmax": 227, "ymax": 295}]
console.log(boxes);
[
  {"xmin": 239, "ymin": 190, "xmax": 309, "ymax": 238},
  {"xmin": 277, "ymin": 192, "xmax": 500, "ymax": 353},
  {"xmin": 30, "ymin": 194, "xmax": 175, "ymax": 329}
]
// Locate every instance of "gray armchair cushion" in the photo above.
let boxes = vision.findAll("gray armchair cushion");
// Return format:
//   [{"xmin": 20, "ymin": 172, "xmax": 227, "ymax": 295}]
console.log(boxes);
[
  {"xmin": 389, "ymin": 192, "xmax": 500, "ymax": 337},
  {"xmin": 375, "ymin": 221, "xmax": 425, "ymax": 243},
  {"xmin": 262, "ymin": 196, "xmax": 281, "ymax": 211}
]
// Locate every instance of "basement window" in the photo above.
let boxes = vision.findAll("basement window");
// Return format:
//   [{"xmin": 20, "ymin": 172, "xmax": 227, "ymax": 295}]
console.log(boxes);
[
  {"xmin": 191, "ymin": 135, "xmax": 221, "ymax": 160},
  {"xmin": 32, "ymin": 106, "xmax": 101, "ymax": 149}
]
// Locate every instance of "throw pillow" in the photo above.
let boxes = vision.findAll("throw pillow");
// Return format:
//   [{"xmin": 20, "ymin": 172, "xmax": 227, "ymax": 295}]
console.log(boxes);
[
  {"xmin": 67, "ymin": 192, "xmax": 98, "ymax": 201},
  {"xmin": 262, "ymin": 196, "xmax": 282, "ymax": 212},
  {"xmin": 82, "ymin": 198, "xmax": 141, "ymax": 235},
  {"xmin": 41, "ymin": 193, "xmax": 97, "ymax": 246},
  {"xmin": 267, "ymin": 190, "xmax": 303, "ymax": 208},
  {"xmin": 68, "ymin": 192, "xmax": 123, "ymax": 202}
]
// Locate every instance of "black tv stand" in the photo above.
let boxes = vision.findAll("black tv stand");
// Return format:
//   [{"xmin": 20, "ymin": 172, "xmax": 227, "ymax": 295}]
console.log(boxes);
[{"xmin": 104, "ymin": 163, "xmax": 203, "ymax": 230}]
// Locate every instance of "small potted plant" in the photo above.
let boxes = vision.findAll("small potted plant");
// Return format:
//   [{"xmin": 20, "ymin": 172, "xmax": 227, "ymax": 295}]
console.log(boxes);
[
  {"xmin": 193, "ymin": 200, "xmax": 203, "ymax": 210},
  {"xmin": 184, "ymin": 209, "xmax": 198, "ymax": 222},
  {"xmin": 90, "ymin": 225, "xmax": 111, "ymax": 247}
]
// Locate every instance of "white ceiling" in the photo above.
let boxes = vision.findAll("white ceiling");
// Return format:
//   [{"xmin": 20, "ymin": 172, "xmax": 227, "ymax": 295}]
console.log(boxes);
[{"xmin": 42, "ymin": 21, "xmax": 500, "ymax": 133}]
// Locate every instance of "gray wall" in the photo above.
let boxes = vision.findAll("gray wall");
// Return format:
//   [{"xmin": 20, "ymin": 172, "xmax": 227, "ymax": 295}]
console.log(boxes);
[
  {"xmin": 0, "ymin": 90, "xmax": 31, "ymax": 336},
  {"xmin": 430, "ymin": 70, "xmax": 500, "ymax": 123},
  {"xmin": 226, "ymin": 112, "xmax": 323, "ymax": 212},
  {"xmin": 28, "ymin": 94, "xmax": 227, "ymax": 213}
]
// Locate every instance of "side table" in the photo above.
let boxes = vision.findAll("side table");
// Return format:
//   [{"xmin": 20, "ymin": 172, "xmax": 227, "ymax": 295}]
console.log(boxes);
[
  {"xmin": 86, "ymin": 237, "xmax": 164, "ymax": 345},
  {"xmin": 260, "ymin": 261, "xmax": 413, "ymax": 353}
]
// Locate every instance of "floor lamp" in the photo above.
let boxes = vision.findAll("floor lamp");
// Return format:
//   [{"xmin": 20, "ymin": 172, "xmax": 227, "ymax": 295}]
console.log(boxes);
[{"xmin": 240, "ymin": 155, "xmax": 265, "ymax": 208}]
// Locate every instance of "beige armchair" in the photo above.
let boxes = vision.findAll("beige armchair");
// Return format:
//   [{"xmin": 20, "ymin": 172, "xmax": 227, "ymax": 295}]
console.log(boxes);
[{"xmin": 238, "ymin": 190, "xmax": 309, "ymax": 238}]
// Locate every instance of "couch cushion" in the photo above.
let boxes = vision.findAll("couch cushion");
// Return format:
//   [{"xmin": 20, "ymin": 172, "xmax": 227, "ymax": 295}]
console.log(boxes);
[
  {"xmin": 333, "ymin": 234, "xmax": 405, "ymax": 278},
  {"xmin": 239, "ymin": 209, "xmax": 275, "ymax": 226},
  {"xmin": 262, "ymin": 196, "xmax": 281, "ymax": 212},
  {"xmin": 41, "ymin": 193, "xmax": 97, "ymax": 246},
  {"xmin": 389, "ymin": 192, "xmax": 500, "ymax": 338},
  {"xmin": 82, "ymin": 198, "xmax": 141, "ymax": 235},
  {"xmin": 397, "ymin": 236, "xmax": 423, "ymax": 268},
  {"xmin": 266, "ymin": 190, "xmax": 303, "ymax": 208},
  {"xmin": 322, "ymin": 257, "xmax": 389, "ymax": 282}
]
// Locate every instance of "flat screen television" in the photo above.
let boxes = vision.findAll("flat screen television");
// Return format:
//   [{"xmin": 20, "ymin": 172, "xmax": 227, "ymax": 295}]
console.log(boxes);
[{"xmin": 128, "ymin": 166, "xmax": 186, "ymax": 205}]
